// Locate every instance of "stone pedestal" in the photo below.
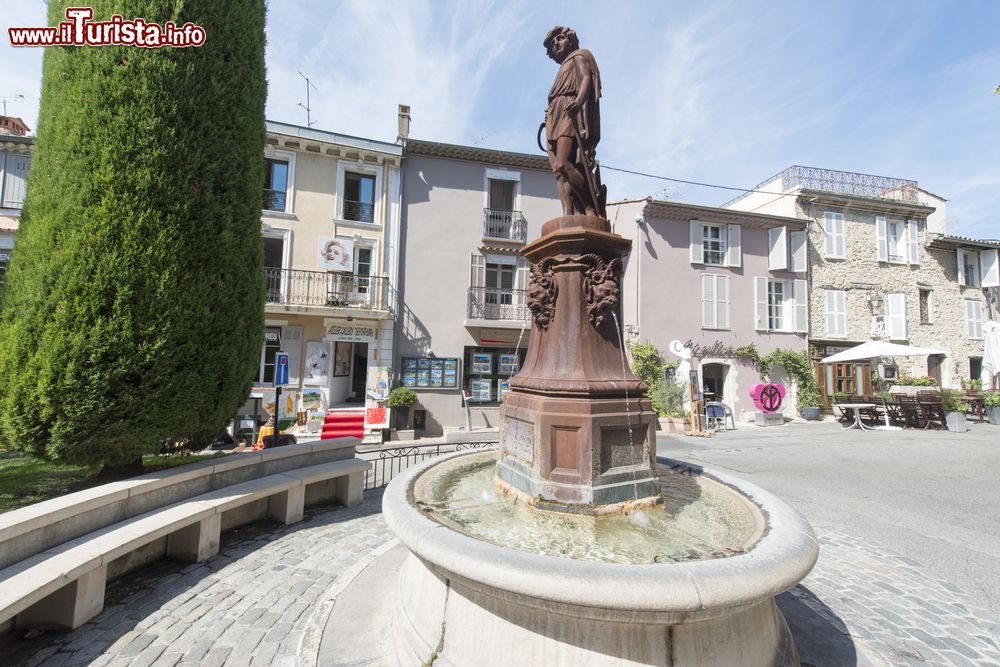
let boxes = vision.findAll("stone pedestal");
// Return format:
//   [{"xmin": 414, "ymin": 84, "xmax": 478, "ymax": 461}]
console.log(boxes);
[
  {"xmin": 754, "ymin": 412, "xmax": 784, "ymax": 427},
  {"xmin": 497, "ymin": 215, "xmax": 660, "ymax": 512}
]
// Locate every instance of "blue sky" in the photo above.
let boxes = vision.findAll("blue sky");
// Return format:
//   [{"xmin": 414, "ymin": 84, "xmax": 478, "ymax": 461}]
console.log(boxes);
[{"xmin": 3, "ymin": 1, "xmax": 998, "ymax": 238}]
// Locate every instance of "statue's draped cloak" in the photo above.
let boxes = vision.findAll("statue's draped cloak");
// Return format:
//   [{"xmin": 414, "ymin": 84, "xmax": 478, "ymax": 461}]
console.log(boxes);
[{"xmin": 546, "ymin": 48, "xmax": 602, "ymax": 150}]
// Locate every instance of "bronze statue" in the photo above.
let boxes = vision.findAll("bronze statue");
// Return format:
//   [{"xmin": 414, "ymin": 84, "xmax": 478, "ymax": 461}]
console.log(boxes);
[{"xmin": 541, "ymin": 26, "xmax": 606, "ymax": 219}]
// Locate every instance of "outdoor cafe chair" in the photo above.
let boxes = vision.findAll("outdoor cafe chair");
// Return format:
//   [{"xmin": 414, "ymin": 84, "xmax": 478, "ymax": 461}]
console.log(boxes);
[
  {"xmin": 916, "ymin": 395, "xmax": 946, "ymax": 430},
  {"xmin": 704, "ymin": 402, "xmax": 727, "ymax": 431},
  {"xmin": 895, "ymin": 395, "xmax": 923, "ymax": 428}
]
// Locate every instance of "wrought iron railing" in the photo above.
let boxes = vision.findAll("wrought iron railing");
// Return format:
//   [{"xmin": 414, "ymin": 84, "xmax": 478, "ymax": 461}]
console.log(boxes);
[
  {"xmin": 264, "ymin": 267, "xmax": 394, "ymax": 312},
  {"xmin": 483, "ymin": 208, "xmax": 527, "ymax": 242},
  {"xmin": 361, "ymin": 442, "xmax": 497, "ymax": 491},
  {"xmin": 467, "ymin": 287, "xmax": 530, "ymax": 321},
  {"xmin": 344, "ymin": 200, "xmax": 375, "ymax": 223},
  {"xmin": 723, "ymin": 165, "xmax": 919, "ymax": 207},
  {"xmin": 263, "ymin": 189, "xmax": 287, "ymax": 212}
]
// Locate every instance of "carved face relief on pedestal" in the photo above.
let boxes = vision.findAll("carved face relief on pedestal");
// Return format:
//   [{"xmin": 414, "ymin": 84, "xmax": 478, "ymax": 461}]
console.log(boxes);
[
  {"xmin": 582, "ymin": 255, "xmax": 622, "ymax": 330},
  {"xmin": 527, "ymin": 258, "xmax": 558, "ymax": 329}
]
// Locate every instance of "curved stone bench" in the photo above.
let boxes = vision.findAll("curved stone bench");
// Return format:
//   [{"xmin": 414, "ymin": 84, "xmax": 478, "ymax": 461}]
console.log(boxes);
[{"xmin": 0, "ymin": 438, "xmax": 370, "ymax": 633}]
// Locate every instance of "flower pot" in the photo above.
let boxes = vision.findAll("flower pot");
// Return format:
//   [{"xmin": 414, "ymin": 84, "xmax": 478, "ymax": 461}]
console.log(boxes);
[
  {"xmin": 800, "ymin": 407, "xmax": 821, "ymax": 421},
  {"xmin": 986, "ymin": 406, "xmax": 1000, "ymax": 426},
  {"xmin": 945, "ymin": 411, "xmax": 968, "ymax": 433}
]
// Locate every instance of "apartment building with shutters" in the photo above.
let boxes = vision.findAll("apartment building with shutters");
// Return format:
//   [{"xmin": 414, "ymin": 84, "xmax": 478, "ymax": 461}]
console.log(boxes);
[
  {"xmin": 0, "ymin": 124, "xmax": 32, "ymax": 282},
  {"xmin": 606, "ymin": 198, "xmax": 809, "ymax": 419},
  {"xmin": 254, "ymin": 120, "xmax": 403, "ymax": 432},
  {"xmin": 396, "ymin": 137, "xmax": 561, "ymax": 434},
  {"xmin": 725, "ymin": 165, "xmax": 996, "ymax": 403}
]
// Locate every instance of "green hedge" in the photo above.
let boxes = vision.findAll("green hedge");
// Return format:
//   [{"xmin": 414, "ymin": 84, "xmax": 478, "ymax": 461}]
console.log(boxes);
[{"xmin": 0, "ymin": 1, "xmax": 266, "ymax": 466}]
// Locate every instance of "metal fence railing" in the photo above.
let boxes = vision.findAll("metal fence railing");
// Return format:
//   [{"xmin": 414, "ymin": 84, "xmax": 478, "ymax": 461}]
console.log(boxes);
[
  {"xmin": 467, "ymin": 287, "xmax": 530, "ymax": 322},
  {"xmin": 344, "ymin": 200, "xmax": 375, "ymax": 223},
  {"xmin": 361, "ymin": 442, "xmax": 497, "ymax": 491},
  {"xmin": 483, "ymin": 208, "xmax": 527, "ymax": 242},
  {"xmin": 264, "ymin": 267, "xmax": 394, "ymax": 313}
]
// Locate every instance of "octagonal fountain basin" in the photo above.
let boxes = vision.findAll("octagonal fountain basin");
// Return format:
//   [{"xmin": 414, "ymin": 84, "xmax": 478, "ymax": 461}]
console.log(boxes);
[{"xmin": 383, "ymin": 450, "xmax": 818, "ymax": 667}]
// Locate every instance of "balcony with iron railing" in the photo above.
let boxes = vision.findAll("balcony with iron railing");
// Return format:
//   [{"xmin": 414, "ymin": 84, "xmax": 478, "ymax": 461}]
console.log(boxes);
[
  {"xmin": 482, "ymin": 208, "xmax": 527, "ymax": 243},
  {"xmin": 723, "ymin": 165, "xmax": 919, "ymax": 207},
  {"xmin": 467, "ymin": 287, "xmax": 530, "ymax": 323},
  {"xmin": 344, "ymin": 200, "xmax": 375, "ymax": 223},
  {"xmin": 264, "ymin": 267, "xmax": 394, "ymax": 314}
]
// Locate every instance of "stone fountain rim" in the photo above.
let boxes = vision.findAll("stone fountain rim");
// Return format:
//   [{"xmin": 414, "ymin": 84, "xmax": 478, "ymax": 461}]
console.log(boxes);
[{"xmin": 382, "ymin": 450, "xmax": 818, "ymax": 614}]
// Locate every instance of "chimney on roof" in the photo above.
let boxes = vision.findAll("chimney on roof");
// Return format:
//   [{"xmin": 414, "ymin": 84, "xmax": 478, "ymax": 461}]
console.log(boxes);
[{"xmin": 397, "ymin": 104, "xmax": 411, "ymax": 144}]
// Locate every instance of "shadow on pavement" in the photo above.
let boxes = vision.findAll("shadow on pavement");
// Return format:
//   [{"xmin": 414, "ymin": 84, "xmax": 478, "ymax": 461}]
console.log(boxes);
[{"xmin": 778, "ymin": 584, "xmax": 858, "ymax": 667}]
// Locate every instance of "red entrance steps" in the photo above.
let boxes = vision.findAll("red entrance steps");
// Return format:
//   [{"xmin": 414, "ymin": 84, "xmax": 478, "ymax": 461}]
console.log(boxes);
[{"xmin": 321, "ymin": 410, "xmax": 365, "ymax": 440}]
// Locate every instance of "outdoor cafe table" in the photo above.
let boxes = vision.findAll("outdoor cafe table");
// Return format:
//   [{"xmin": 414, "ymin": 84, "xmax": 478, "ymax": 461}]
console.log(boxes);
[{"xmin": 837, "ymin": 403, "xmax": 879, "ymax": 430}]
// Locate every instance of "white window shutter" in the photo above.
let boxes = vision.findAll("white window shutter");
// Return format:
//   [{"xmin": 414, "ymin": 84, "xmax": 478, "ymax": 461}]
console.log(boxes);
[
  {"xmin": 690, "ymin": 221, "xmax": 703, "ymax": 264},
  {"xmin": 701, "ymin": 274, "xmax": 716, "ymax": 328},
  {"xmin": 1, "ymin": 154, "xmax": 30, "ymax": 208},
  {"xmin": 768, "ymin": 227, "xmax": 787, "ymax": 270},
  {"xmin": 980, "ymin": 249, "xmax": 999, "ymax": 288},
  {"xmin": 957, "ymin": 248, "xmax": 966, "ymax": 286},
  {"xmin": 875, "ymin": 216, "xmax": 888, "ymax": 262},
  {"xmin": 907, "ymin": 220, "xmax": 920, "ymax": 265},
  {"xmin": 823, "ymin": 212, "xmax": 834, "ymax": 257},
  {"xmin": 281, "ymin": 326, "xmax": 303, "ymax": 385},
  {"xmin": 793, "ymin": 279, "xmax": 808, "ymax": 333},
  {"xmin": 836, "ymin": 217, "xmax": 845, "ymax": 257},
  {"xmin": 726, "ymin": 224, "xmax": 741, "ymax": 268},
  {"xmin": 826, "ymin": 290, "xmax": 846, "ymax": 337},
  {"xmin": 754, "ymin": 277, "xmax": 768, "ymax": 331},
  {"xmin": 887, "ymin": 293, "xmax": 906, "ymax": 340},
  {"xmin": 470, "ymin": 253, "xmax": 485, "ymax": 287},
  {"xmin": 789, "ymin": 231, "xmax": 807, "ymax": 272},
  {"xmin": 717, "ymin": 276, "xmax": 730, "ymax": 329}
]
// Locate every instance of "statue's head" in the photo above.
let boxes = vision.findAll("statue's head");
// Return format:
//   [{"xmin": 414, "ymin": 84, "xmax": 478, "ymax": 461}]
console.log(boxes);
[{"xmin": 543, "ymin": 26, "xmax": 579, "ymax": 61}]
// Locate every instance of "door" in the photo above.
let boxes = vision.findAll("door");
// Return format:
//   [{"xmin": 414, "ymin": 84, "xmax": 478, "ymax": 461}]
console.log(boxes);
[
  {"xmin": 927, "ymin": 355, "xmax": 943, "ymax": 386},
  {"xmin": 351, "ymin": 343, "xmax": 369, "ymax": 400},
  {"xmin": 263, "ymin": 236, "xmax": 285, "ymax": 303}
]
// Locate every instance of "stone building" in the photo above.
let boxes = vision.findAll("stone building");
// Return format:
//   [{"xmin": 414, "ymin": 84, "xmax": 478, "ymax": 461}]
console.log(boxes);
[
  {"xmin": 255, "ymin": 120, "xmax": 403, "ymax": 436},
  {"xmin": 396, "ymin": 133, "xmax": 561, "ymax": 434},
  {"xmin": 726, "ymin": 165, "xmax": 997, "ymax": 402},
  {"xmin": 606, "ymin": 198, "xmax": 809, "ymax": 419}
]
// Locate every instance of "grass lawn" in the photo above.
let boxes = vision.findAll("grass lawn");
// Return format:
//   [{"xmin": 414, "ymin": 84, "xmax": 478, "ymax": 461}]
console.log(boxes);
[{"xmin": 0, "ymin": 450, "xmax": 227, "ymax": 513}]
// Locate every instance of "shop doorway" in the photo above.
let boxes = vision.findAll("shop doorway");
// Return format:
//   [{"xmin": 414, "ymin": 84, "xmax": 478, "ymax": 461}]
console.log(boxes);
[
  {"xmin": 350, "ymin": 343, "xmax": 369, "ymax": 401},
  {"xmin": 702, "ymin": 363, "xmax": 728, "ymax": 403},
  {"xmin": 928, "ymin": 355, "xmax": 943, "ymax": 386}
]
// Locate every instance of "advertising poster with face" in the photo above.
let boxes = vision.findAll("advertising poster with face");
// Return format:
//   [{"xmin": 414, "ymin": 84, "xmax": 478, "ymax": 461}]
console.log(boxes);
[{"xmin": 318, "ymin": 236, "xmax": 354, "ymax": 272}]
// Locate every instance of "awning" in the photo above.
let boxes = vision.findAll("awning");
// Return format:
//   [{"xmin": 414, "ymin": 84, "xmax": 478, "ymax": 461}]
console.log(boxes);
[{"xmin": 820, "ymin": 341, "xmax": 947, "ymax": 364}]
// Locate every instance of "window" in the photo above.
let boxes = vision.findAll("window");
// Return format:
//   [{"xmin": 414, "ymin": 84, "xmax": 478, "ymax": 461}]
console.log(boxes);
[
  {"xmin": 690, "ymin": 221, "xmax": 740, "ymax": 267},
  {"xmin": 768, "ymin": 281, "xmax": 785, "ymax": 330},
  {"xmin": 0, "ymin": 152, "xmax": 30, "ymax": 209},
  {"xmin": 485, "ymin": 262, "xmax": 515, "ymax": 306},
  {"xmin": 263, "ymin": 158, "xmax": 289, "ymax": 212},
  {"xmin": 886, "ymin": 293, "xmax": 907, "ymax": 341},
  {"xmin": 257, "ymin": 327, "xmax": 282, "ymax": 384},
  {"xmin": 919, "ymin": 289, "xmax": 932, "ymax": 325},
  {"xmin": 970, "ymin": 357, "xmax": 983, "ymax": 383},
  {"xmin": 823, "ymin": 212, "xmax": 845, "ymax": 259},
  {"xmin": 464, "ymin": 346, "xmax": 525, "ymax": 404},
  {"xmin": 756, "ymin": 278, "xmax": 808, "ymax": 333},
  {"xmin": 488, "ymin": 178, "xmax": 515, "ymax": 211},
  {"xmin": 701, "ymin": 274, "xmax": 729, "ymax": 329},
  {"xmin": 956, "ymin": 249, "xmax": 980, "ymax": 287},
  {"xmin": 0, "ymin": 248, "xmax": 9, "ymax": 285},
  {"xmin": 966, "ymin": 300, "xmax": 983, "ymax": 339},
  {"xmin": 354, "ymin": 246, "xmax": 372, "ymax": 295},
  {"xmin": 703, "ymin": 224, "xmax": 726, "ymax": 265},
  {"xmin": 875, "ymin": 217, "xmax": 919, "ymax": 264},
  {"xmin": 825, "ymin": 289, "xmax": 847, "ymax": 338},
  {"xmin": 344, "ymin": 172, "xmax": 376, "ymax": 222}
]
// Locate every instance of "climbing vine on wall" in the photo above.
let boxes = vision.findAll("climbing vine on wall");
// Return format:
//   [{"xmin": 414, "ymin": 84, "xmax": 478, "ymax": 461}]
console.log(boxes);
[{"xmin": 732, "ymin": 345, "xmax": 822, "ymax": 409}]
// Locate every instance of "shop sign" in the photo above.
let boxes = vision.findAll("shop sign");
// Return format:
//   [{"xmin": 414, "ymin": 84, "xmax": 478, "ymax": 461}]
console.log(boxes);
[{"xmin": 324, "ymin": 319, "xmax": 375, "ymax": 343}]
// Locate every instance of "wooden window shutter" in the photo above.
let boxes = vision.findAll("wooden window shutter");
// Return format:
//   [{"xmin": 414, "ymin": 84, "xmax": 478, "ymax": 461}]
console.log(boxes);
[
  {"xmin": 768, "ymin": 227, "xmax": 787, "ymax": 271},
  {"xmin": 690, "ymin": 220, "xmax": 703, "ymax": 264},
  {"xmin": 875, "ymin": 216, "xmax": 888, "ymax": 262},
  {"xmin": 726, "ymin": 224, "xmax": 741, "ymax": 268}
]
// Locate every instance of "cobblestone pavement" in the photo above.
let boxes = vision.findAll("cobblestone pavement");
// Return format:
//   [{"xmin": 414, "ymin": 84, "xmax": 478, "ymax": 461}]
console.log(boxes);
[
  {"xmin": 4, "ymin": 473, "xmax": 999, "ymax": 665},
  {"xmin": 792, "ymin": 529, "xmax": 1000, "ymax": 666},
  {"xmin": 2, "ymin": 489, "xmax": 395, "ymax": 667}
]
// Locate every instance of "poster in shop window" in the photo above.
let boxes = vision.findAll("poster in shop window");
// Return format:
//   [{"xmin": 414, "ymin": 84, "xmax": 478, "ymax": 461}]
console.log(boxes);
[
  {"xmin": 499, "ymin": 354, "xmax": 520, "ymax": 375},
  {"xmin": 471, "ymin": 352, "xmax": 493, "ymax": 374},
  {"xmin": 304, "ymin": 341, "xmax": 330, "ymax": 385},
  {"xmin": 470, "ymin": 379, "xmax": 492, "ymax": 401},
  {"xmin": 497, "ymin": 379, "xmax": 510, "ymax": 402}
]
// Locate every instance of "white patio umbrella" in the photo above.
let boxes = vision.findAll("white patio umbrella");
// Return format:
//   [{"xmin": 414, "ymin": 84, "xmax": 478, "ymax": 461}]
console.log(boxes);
[
  {"xmin": 981, "ymin": 320, "xmax": 1000, "ymax": 390},
  {"xmin": 821, "ymin": 341, "xmax": 947, "ymax": 430}
]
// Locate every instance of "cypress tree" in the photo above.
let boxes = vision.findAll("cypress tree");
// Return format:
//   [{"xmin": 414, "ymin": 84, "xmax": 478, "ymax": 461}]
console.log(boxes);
[{"xmin": 0, "ymin": 1, "xmax": 266, "ymax": 469}]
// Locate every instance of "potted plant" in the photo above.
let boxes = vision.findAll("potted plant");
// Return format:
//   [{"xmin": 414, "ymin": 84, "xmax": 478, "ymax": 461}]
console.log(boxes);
[
  {"xmin": 797, "ymin": 387, "xmax": 823, "ymax": 421},
  {"xmin": 388, "ymin": 387, "xmax": 417, "ymax": 431},
  {"xmin": 984, "ymin": 391, "xmax": 1000, "ymax": 426},
  {"xmin": 651, "ymin": 380, "xmax": 690, "ymax": 433},
  {"xmin": 938, "ymin": 388, "xmax": 969, "ymax": 433}
]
